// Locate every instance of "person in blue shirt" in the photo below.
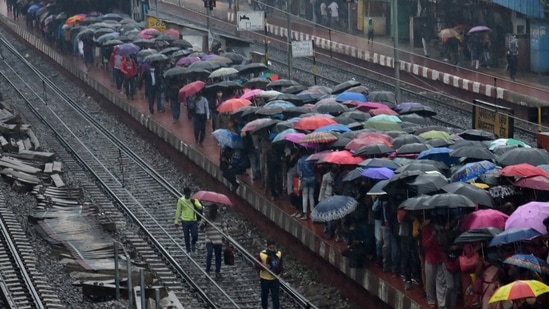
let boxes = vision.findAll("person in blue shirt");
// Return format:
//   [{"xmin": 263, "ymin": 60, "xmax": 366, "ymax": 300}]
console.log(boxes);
[{"xmin": 296, "ymin": 149, "xmax": 315, "ymax": 220}]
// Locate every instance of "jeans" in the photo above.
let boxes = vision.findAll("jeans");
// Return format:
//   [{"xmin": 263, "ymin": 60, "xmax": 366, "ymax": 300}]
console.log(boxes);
[
  {"xmin": 181, "ymin": 221, "xmax": 198, "ymax": 253},
  {"xmin": 301, "ymin": 184, "xmax": 315, "ymax": 214},
  {"xmin": 206, "ymin": 243, "xmax": 222, "ymax": 273},
  {"xmin": 425, "ymin": 262, "xmax": 446, "ymax": 306},
  {"xmin": 249, "ymin": 148, "xmax": 261, "ymax": 179},
  {"xmin": 400, "ymin": 236, "xmax": 420, "ymax": 282},
  {"xmin": 443, "ymin": 264, "xmax": 461, "ymax": 308},
  {"xmin": 211, "ymin": 112, "xmax": 219, "ymax": 131},
  {"xmin": 170, "ymin": 97, "xmax": 180, "ymax": 121},
  {"xmin": 147, "ymin": 87, "xmax": 160, "ymax": 113},
  {"xmin": 374, "ymin": 220, "xmax": 383, "ymax": 262},
  {"xmin": 381, "ymin": 226, "xmax": 400, "ymax": 273},
  {"xmin": 124, "ymin": 76, "xmax": 135, "ymax": 98},
  {"xmin": 193, "ymin": 114, "xmax": 207, "ymax": 144},
  {"xmin": 260, "ymin": 279, "xmax": 280, "ymax": 309},
  {"xmin": 114, "ymin": 68, "xmax": 123, "ymax": 90}
]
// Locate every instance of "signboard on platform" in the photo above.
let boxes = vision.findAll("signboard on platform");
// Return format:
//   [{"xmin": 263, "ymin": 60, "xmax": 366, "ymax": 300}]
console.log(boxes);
[
  {"xmin": 236, "ymin": 11, "xmax": 265, "ymax": 31},
  {"xmin": 147, "ymin": 16, "xmax": 166, "ymax": 32},
  {"xmin": 292, "ymin": 40, "xmax": 314, "ymax": 58},
  {"xmin": 472, "ymin": 99, "xmax": 514, "ymax": 138}
]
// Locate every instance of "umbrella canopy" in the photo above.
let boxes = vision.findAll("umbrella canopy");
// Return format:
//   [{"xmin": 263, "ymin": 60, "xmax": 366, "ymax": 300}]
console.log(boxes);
[
  {"xmin": 438, "ymin": 28, "xmax": 459, "ymax": 42},
  {"xmin": 371, "ymin": 108, "xmax": 399, "ymax": 116},
  {"xmin": 368, "ymin": 114, "xmax": 401, "ymax": 123},
  {"xmin": 320, "ymin": 150, "xmax": 364, "ymax": 165},
  {"xmin": 191, "ymin": 191, "xmax": 232, "ymax": 206},
  {"xmin": 282, "ymin": 85, "xmax": 308, "ymax": 94},
  {"xmin": 346, "ymin": 85, "xmax": 369, "ymax": 96},
  {"xmin": 315, "ymin": 102, "xmax": 350, "ymax": 114},
  {"xmin": 504, "ymin": 254, "xmax": 549, "ymax": 274},
  {"xmin": 172, "ymin": 39, "xmax": 193, "ymax": 49},
  {"xmin": 454, "ymin": 227, "xmax": 502, "ymax": 244},
  {"xmin": 419, "ymin": 130, "xmax": 453, "ymax": 140},
  {"xmin": 238, "ymin": 63, "xmax": 269, "ymax": 75},
  {"xmin": 360, "ymin": 158, "xmax": 400, "ymax": 170},
  {"xmin": 505, "ymin": 201, "xmax": 549, "ymax": 234},
  {"xmin": 241, "ymin": 118, "xmax": 277, "ymax": 132},
  {"xmin": 514, "ymin": 175, "xmax": 549, "ymax": 191},
  {"xmin": 137, "ymin": 49, "xmax": 158, "ymax": 58},
  {"xmin": 442, "ymin": 182, "xmax": 493, "ymax": 207},
  {"xmin": 310, "ymin": 195, "xmax": 358, "ymax": 222},
  {"xmin": 417, "ymin": 147, "xmax": 456, "ymax": 166},
  {"xmin": 489, "ymin": 280, "xmax": 549, "ymax": 303},
  {"xmin": 211, "ymin": 129, "xmax": 241, "ymax": 148},
  {"xmin": 117, "ymin": 43, "xmax": 139, "ymax": 55},
  {"xmin": 489, "ymin": 228, "xmax": 542, "ymax": 247},
  {"xmin": 335, "ymin": 92, "xmax": 367, "ymax": 103},
  {"xmin": 346, "ymin": 137, "xmax": 392, "ymax": 152},
  {"xmin": 426, "ymin": 138, "xmax": 455, "ymax": 148},
  {"xmin": 397, "ymin": 143, "xmax": 432, "ymax": 155},
  {"xmin": 408, "ymin": 173, "xmax": 449, "ymax": 195},
  {"xmin": 355, "ymin": 102, "xmax": 391, "ymax": 112},
  {"xmin": 498, "ymin": 148, "xmax": 549, "ymax": 166},
  {"xmin": 178, "ymin": 81, "xmax": 205, "ymax": 100},
  {"xmin": 217, "ymin": 98, "xmax": 252, "ymax": 113},
  {"xmin": 332, "ymin": 80, "xmax": 361, "ymax": 94},
  {"xmin": 189, "ymin": 61, "xmax": 225, "ymax": 71},
  {"xmin": 368, "ymin": 91, "xmax": 397, "ymax": 107},
  {"xmin": 269, "ymin": 94, "xmax": 304, "ymax": 104},
  {"xmin": 102, "ymin": 39, "xmax": 123, "ymax": 47},
  {"xmin": 267, "ymin": 79, "xmax": 299, "ymax": 88},
  {"xmin": 489, "ymin": 138, "xmax": 530, "ymax": 150},
  {"xmin": 294, "ymin": 116, "xmax": 337, "ymax": 131},
  {"xmin": 450, "ymin": 146, "xmax": 495, "ymax": 161},
  {"xmin": 144, "ymin": 53, "xmax": 168, "ymax": 62},
  {"xmin": 208, "ymin": 67, "xmax": 239, "ymax": 78},
  {"xmin": 314, "ymin": 124, "xmax": 351, "ymax": 133},
  {"xmin": 393, "ymin": 134, "xmax": 426, "ymax": 149},
  {"xmin": 399, "ymin": 105, "xmax": 437, "ymax": 117},
  {"xmin": 421, "ymin": 193, "xmax": 475, "ymax": 210},
  {"xmin": 468, "ymin": 25, "xmax": 491, "ymax": 35},
  {"xmin": 459, "ymin": 129, "xmax": 496, "ymax": 141},
  {"xmin": 364, "ymin": 120, "xmax": 402, "ymax": 131},
  {"xmin": 300, "ymin": 132, "xmax": 338, "ymax": 144},
  {"xmin": 460, "ymin": 209, "xmax": 508, "ymax": 230},
  {"xmin": 361, "ymin": 167, "xmax": 394, "ymax": 180},
  {"xmin": 163, "ymin": 66, "xmax": 189, "ymax": 78},
  {"xmin": 139, "ymin": 28, "xmax": 161, "ymax": 39},
  {"xmin": 177, "ymin": 56, "xmax": 201, "ymax": 66},
  {"xmin": 451, "ymin": 160, "xmax": 497, "ymax": 183},
  {"xmin": 341, "ymin": 111, "xmax": 371, "ymax": 122},
  {"xmin": 354, "ymin": 143, "xmax": 394, "ymax": 157},
  {"xmin": 240, "ymin": 89, "xmax": 263, "ymax": 100},
  {"xmin": 343, "ymin": 167, "xmax": 364, "ymax": 182},
  {"xmin": 395, "ymin": 161, "xmax": 446, "ymax": 174},
  {"xmin": 205, "ymin": 81, "xmax": 242, "ymax": 92},
  {"xmin": 500, "ymin": 163, "xmax": 549, "ymax": 178},
  {"xmin": 399, "ymin": 113, "xmax": 431, "ymax": 125},
  {"xmin": 367, "ymin": 179, "xmax": 390, "ymax": 195}
]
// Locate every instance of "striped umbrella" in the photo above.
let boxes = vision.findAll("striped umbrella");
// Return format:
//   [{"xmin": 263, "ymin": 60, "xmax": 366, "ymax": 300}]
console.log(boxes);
[{"xmin": 299, "ymin": 132, "xmax": 338, "ymax": 144}]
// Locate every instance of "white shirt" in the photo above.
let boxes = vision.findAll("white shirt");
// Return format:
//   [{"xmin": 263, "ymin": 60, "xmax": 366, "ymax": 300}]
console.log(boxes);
[
  {"xmin": 328, "ymin": 2, "xmax": 338, "ymax": 18},
  {"xmin": 320, "ymin": 2, "xmax": 327, "ymax": 16}
]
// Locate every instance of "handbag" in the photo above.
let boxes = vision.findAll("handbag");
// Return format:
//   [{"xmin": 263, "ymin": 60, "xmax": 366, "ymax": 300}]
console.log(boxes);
[
  {"xmin": 292, "ymin": 177, "xmax": 301, "ymax": 196},
  {"xmin": 224, "ymin": 244, "xmax": 235, "ymax": 266},
  {"xmin": 458, "ymin": 251, "xmax": 480, "ymax": 273}
]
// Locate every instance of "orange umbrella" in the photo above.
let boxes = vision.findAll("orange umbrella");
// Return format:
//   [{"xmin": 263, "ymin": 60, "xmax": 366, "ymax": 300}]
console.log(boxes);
[
  {"xmin": 294, "ymin": 116, "xmax": 337, "ymax": 131},
  {"xmin": 217, "ymin": 98, "xmax": 252, "ymax": 113},
  {"xmin": 65, "ymin": 15, "xmax": 85, "ymax": 26},
  {"xmin": 319, "ymin": 150, "xmax": 364, "ymax": 165},
  {"xmin": 500, "ymin": 163, "xmax": 549, "ymax": 178},
  {"xmin": 178, "ymin": 81, "xmax": 205, "ymax": 101}
]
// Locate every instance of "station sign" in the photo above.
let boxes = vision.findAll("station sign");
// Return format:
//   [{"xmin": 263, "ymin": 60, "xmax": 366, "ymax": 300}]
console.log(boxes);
[
  {"xmin": 236, "ymin": 11, "xmax": 265, "ymax": 31},
  {"xmin": 292, "ymin": 40, "xmax": 314, "ymax": 58},
  {"xmin": 472, "ymin": 99, "xmax": 514, "ymax": 138},
  {"xmin": 147, "ymin": 16, "xmax": 166, "ymax": 32}
]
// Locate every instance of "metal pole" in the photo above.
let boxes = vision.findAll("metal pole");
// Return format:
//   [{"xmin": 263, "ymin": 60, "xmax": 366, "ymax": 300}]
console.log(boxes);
[
  {"xmin": 140, "ymin": 269, "xmax": 146, "ymax": 308},
  {"xmin": 207, "ymin": 7, "xmax": 212, "ymax": 31},
  {"xmin": 287, "ymin": 0, "xmax": 293, "ymax": 79},
  {"xmin": 155, "ymin": 0, "xmax": 159, "ymax": 17},
  {"xmin": 328, "ymin": 29, "xmax": 333, "ymax": 58},
  {"xmin": 234, "ymin": 0, "xmax": 239, "ymax": 37},
  {"xmin": 347, "ymin": 2, "xmax": 351, "ymax": 33},
  {"xmin": 264, "ymin": 12, "xmax": 269, "ymax": 65},
  {"xmin": 392, "ymin": 0, "xmax": 400, "ymax": 102},
  {"xmin": 114, "ymin": 242, "xmax": 120, "ymax": 300},
  {"xmin": 539, "ymin": 107, "xmax": 543, "ymax": 133},
  {"xmin": 155, "ymin": 288, "xmax": 161, "ymax": 309},
  {"xmin": 127, "ymin": 254, "xmax": 133, "ymax": 309},
  {"xmin": 312, "ymin": 40, "xmax": 317, "ymax": 85}
]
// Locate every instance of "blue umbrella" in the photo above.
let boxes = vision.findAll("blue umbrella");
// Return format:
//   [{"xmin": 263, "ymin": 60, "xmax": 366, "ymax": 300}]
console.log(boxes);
[
  {"xmin": 310, "ymin": 195, "xmax": 358, "ymax": 222},
  {"xmin": 117, "ymin": 43, "xmax": 140, "ymax": 55},
  {"xmin": 359, "ymin": 158, "xmax": 400, "ymax": 170},
  {"xmin": 451, "ymin": 160, "xmax": 497, "ymax": 183},
  {"xmin": 272, "ymin": 128, "xmax": 297, "ymax": 143},
  {"xmin": 343, "ymin": 167, "xmax": 364, "ymax": 182},
  {"xmin": 264, "ymin": 100, "xmax": 296, "ymax": 109},
  {"xmin": 96, "ymin": 32, "xmax": 120, "ymax": 44},
  {"xmin": 394, "ymin": 102, "xmax": 423, "ymax": 112},
  {"xmin": 488, "ymin": 228, "xmax": 541, "ymax": 247},
  {"xmin": 212, "ymin": 129, "xmax": 242, "ymax": 148},
  {"xmin": 27, "ymin": 4, "xmax": 42, "ymax": 14},
  {"xmin": 361, "ymin": 167, "xmax": 394, "ymax": 180},
  {"xmin": 367, "ymin": 180, "xmax": 389, "ymax": 195},
  {"xmin": 417, "ymin": 147, "xmax": 457, "ymax": 166},
  {"xmin": 314, "ymin": 124, "xmax": 351, "ymax": 133},
  {"xmin": 504, "ymin": 254, "xmax": 549, "ymax": 274},
  {"xmin": 335, "ymin": 91, "xmax": 367, "ymax": 103}
]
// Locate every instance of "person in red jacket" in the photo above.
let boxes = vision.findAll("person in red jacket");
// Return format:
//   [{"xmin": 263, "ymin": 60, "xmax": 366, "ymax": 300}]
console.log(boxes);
[
  {"xmin": 422, "ymin": 218, "xmax": 446, "ymax": 308},
  {"xmin": 120, "ymin": 54, "xmax": 138, "ymax": 100}
]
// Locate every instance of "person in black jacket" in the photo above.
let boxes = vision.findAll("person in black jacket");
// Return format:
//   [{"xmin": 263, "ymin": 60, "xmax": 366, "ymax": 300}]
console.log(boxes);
[{"xmin": 142, "ymin": 63, "xmax": 164, "ymax": 114}]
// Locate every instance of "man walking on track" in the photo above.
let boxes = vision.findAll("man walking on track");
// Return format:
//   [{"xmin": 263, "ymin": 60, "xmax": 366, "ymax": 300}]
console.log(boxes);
[
  {"xmin": 255, "ymin": 240, "xmax": 283, "ymax": 309},
  {"xmin": 174, "ymin": 187, "xmax": 203, "ymax": 255}
]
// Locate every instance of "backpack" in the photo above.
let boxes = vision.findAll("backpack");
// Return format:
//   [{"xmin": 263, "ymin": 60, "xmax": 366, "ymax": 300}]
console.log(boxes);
[{"xmin": 267, "ymin": 251, "xmax": 282, "ymax": 275}]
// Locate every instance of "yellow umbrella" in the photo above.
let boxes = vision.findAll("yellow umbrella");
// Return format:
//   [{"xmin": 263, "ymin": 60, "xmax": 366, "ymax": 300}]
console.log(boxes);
[{"xmin": 489, "ymin": 280, "xmax": 549, "ymax": 303}]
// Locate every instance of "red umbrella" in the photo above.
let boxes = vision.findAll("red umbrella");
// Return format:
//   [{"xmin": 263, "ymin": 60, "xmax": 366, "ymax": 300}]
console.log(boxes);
[
  {"xmin": 191, "ymin": 191, "xmax": 233, "ymax": 206},
  {"xmin": 319, "ymin": 150, "xmax": 364, "ymax": 165},
  {"xmin": 341, "ymin": 100, "xmax": 365, "ymax": 107},
  {"xmin": 346, "ymin": 137, "xmax": 392, "ymax": 152},
  {"xmin": 217, "ymin": 98, "xmax": 252, "ymax": 113},
  {"xmin": 294, "ymin": 116, "xmax": 337, "ymax": 131},
  {"xmin": 355, "ymin": 131, "xmax": 393, "ymax": 143},
  {"xmin": 178, "ymin": 81, "xmax": 205, "ymax": 101},
  {"xmin": 514, "ymin": 176, "xmax": 549, "ymax": 191},
  {"xmin": 307, "ymin": 150, "xmax": 333, "ymax": 161},
  {"xmin": 460, "ymin": 209, "xmax": 509, "ymax": 230},
  {"xmin": 500, "ymin": 163, "xmax": 549, "ymax": 178},
  {"xmin": 356, "ymin": 102, "xmax": 392, "ymax": 112},
  {"xmin": 370, "ymin": 108, "xmax": 399, "ymax": 116},
  {"xmin": 164, "ymin": 28, "xmax": 180, "ymax": 40}
]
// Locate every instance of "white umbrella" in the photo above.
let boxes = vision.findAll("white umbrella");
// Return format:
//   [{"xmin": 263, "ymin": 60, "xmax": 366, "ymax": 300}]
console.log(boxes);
[
  {"xmin": 208, "ymin": 67, "xmax": 239, "ymax": 79},
  {"xmin": 257, "ymin": 90, "xmax": 282, "ymax": 99}
]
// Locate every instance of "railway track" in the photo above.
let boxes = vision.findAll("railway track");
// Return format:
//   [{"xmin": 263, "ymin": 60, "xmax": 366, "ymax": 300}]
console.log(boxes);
[
  {"xmin": 0, "ymin": 193, "xmax": 64, "ymax": 308},
  {"xmin": 0, "ymin": 32, "xmax": 318, "ymax": 308}
]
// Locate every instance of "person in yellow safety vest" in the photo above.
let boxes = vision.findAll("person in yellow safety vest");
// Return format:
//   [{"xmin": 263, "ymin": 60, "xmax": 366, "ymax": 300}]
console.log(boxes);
[
  {"xmin": 174, "ymin": 187, "xmax": 203, "ymax": 254},
  {"xmin": 255, "ymin": 240, "xmax": 283, "ymax": 309}
]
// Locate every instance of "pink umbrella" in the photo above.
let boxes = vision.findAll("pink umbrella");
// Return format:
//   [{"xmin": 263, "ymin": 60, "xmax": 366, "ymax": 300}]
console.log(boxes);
[
  {"xmin": 356, "ymin": 102, "xmax": 392, "ymax": 112},
  {"xmin": 240, "ymin": 89, "xmax": 263, "ymax": 100},
  {"xmin": 139, "ymin": 28, "xmax": 161, "ymax": 39},
  {"xmin": 282, "ymin": 133, "xmax": 306, "ymax": 144},
  {"xmin": 505, "ymin": 201, "xmax": 549, "ymax": 234},
  {"xmin": 460, "ymin": 209, "xmax": 509, "ymax": 230},
  {"xmin": 307, "ymin": 150, "xmax": 333, "ymax": 161},
  {"xmin": 176, "ymin": 56, "xmax": 201, "ymax": 66},
  {"xmin": 164, "ymin": 28, "xmax": 180, "ymax": 40}
]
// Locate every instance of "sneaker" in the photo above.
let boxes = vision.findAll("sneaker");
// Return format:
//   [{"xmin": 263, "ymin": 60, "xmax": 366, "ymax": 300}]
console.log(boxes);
[
  {"xmin": 291, "ymin": 212, "xmax": 299, "ymax": 217},
  {"xmin": 412, "ymin": 278, "xmax": 420, "ymax": 286},
  {"xmin": 215, "ymin": 272, "xmax": 222, "ymax": 280},
  {"xmin": 295, "ymin": 213, "xmax": 303, "ymax": 219},
  {"xmin": 405, "ymin": 281, "xmax": 412, "ymax": 290},
  {"xmin": 300, "ymin": 215, "xmax": 308, "ymax": 220},
  {"xmin": 191, "ymin": 244, "xmax": 196, "ymax": 253}
]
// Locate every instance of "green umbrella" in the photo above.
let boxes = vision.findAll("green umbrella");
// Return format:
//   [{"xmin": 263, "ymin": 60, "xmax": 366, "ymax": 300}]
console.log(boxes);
[
  {"xmin": 367, "ymin": 114, "xmax": 402, "ymax": 123},
  {"xmin": 419, "ymin": 130, "xmax": 453, "ymax": 140}
]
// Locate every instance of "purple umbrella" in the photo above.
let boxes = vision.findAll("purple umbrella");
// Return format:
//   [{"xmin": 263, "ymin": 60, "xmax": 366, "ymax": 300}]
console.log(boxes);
[
  {"xmin": 505, "ymin": 201, "xmax": 549, "ymax": 234},
  {"xmin": 395, "ymin": 102, "xmax": 423, "ymax": 112},
  {"xmin": 202, "ymin": 54, "xmax": 218, "ymax": 60},
  {"xmin": 361, "ymin": 167, "xmax": 394, "ymax": 180},
  {"xmin": 117, "ymin": 43, "xmax": 139, "ymax": 55},
  {"xmin": 176, "ymin": 56, "xmax": 201, "ymax": 66},
  {"xmin": 467, "ymin": 26, "xmax": 491, "ymax": 35},
  {"xmin": 282, "ymin": 133, "xmax": 306, "ymax": 144}
]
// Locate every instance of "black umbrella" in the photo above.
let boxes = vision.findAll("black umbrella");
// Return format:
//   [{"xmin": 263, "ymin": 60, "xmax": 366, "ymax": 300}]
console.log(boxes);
[
  {"xmin": 385, "ymin": 130, "xmax": 408, "ymax": 138},
  {"xmin": 170, "ymin": 49, "xmax": 193, "ymax": 59},
  {"xmin": 55, "ymin": 12, "xmax": 67, "ymax": 20},
  {"xmin": 189, "ymin": 61, "xmax": 225, "ymax": 71},
  {"xmin": 354, "ymin": 144, "xmax": 394, "ymax": 157},
  {"xmin": 450, "ymin": 140, "xmax": 489, "ymax": 149},
  {"xmin": 491, "ymin": 145, "xmax": 520, "ymax": 156},
  {"xmin": 119, "ymin": 24, "xmax": 141, "ymax": 34},
  {"xmin": 398, "ymin": 195, "xmax": 432, "ymax": 210},
  {"xmin": 454, "ymin": 227, "xmax": 502, "ymax": 244},
  {"xmin": 238, "ymin": 63, "xmax": 269, "ymax": 75},
  {"xmin": 343, "ymin": 167, "xmax": 365, "ymax": 182},
  {"xmin": 333, "ymin": 116, "xmax": 355, "ymax": 125},
  {"xmin": 497, "ymin": 148, "xmax": 549, "ymax": 166},
  {"xmin": 102, "ymin": 39, "xmax": 123, "ymax": 47},
  {"xmin": 163, "ymin": 66, "xmax": 189, "ymax": 78},
  {"xmin": 297, "ymin": 92, "xmax": 325, "ymax": 103},
  {"xmin": 282, "ymin": 85, "xmax": 307, "ymax": 94},
  {"xmin": 155, "ymin": 34, "xmax": 175, "ymax": 42},
  {"xmin": 450, "ymin": 146, "xmax": 494, "ymax": 161},
  {"xmin": 395, "ymin": 161, "xmax": 444, "ymax": 174},
  {"xmin": 256, "ymin": 106, "xmax": 284, "ymax": 115},
  {"xmin": 398, "ymin": 105, "xmax": 437, "ymax": 117},
  {"xmin": 442, "ymin": 182, "xmax": 494, "ymax": 207},
  {"xmin": 274, "ymin": 120, "xmax": 297, "ymax": 133},
  {"xmin": 220, "ymin": 52, "xmax": 245, "ymax": 64},
  {"xmin": 231, "ymin": 106, "xmax": 259, "ymax": 117},
  {"xmin": 171, "ymin": 39, "xmax": 193, "ymax": 49},
  {"xmin": 316, "ymin": 103, "xmax": 349, "ymax": 114},
  {"xmin": 284, "ymin": 106, "xmax": 315, "ymax": 117},
  {"xmin": 400, "ymin": 113, "xmax": 432, "ymax": 125},
  {"xmin": 76, "ymin": 28, "xmax": 94, "ymax": 40},
  {"xmin": 93, "ymin": 27, "xmax": 116, "ymax": 38},
  {"xmin": 252, "ymin": 119, "xmax": 280, "ymax": 134},
  {"xmin": 329, "ymin": 136, "xmax": 352, "ymax": 149},
  {"xmin": 137, "ymin": 49, "xmax": 158, "ymax": 58},
  {"xmin": 341, "ymin": 111, "xmax": 370, "ymax": 122},
  {"xmin": 347, "ymin": 122, "xmax": 364, "ymax": 131},
  {"xmin": 397, "ymin": 143, "xmax": 432, "ymax": 155},
  {"xmin": 392, "ymin": 134, "xmax": 426, "ymax": 149},
  {"xmin": 133, "ymin": 38, "xmax": 155, "ymax": 47},
  {"xmin": 80, "ymin": 17, "xmax": 102, "ymax": 26},
  {"xmin": 346, "ymin": 85, "xmax": 370, "ymax": 96},
  {"xmin": 332, "ymin": 80, "xmax": 361, "ymax": 94},
  {"xmin": 408, "ymin": 173, "xmax": 449, "ymax": 195},
  {"xmin": 267, "ymin": 79, "xmax": 300, "ymax": 89},
  {"xmin": 459, "ymin": 129, "xmax": 496, "ymax": 141},
  {"xmin": 205, "ymin": 81, "xmax": 242, "ymax": 92},
  {"xmin": 268, "ymin": 94, "xmax": 304, "ymax": 104},
  {"xmin": 421, "ymin": 193, "xmax": 475, "ymax": 209},
  {"xmin": 144, "ymin": 53, "xmax": 169, "ymax": 63},
  {"xmin": 244, "ymin": 77, "xmax": 270, "ymax": 89},
  {"xmin": 426, "ymin": 138, "xmax": 455, "ymax": 148},
  {"xmin": 160, "ymin": 47, "xmax": 181, "ymax": 55},
  {"xmin": 368, "ymin": 91, "xmax": 397, "ymax": 107}
]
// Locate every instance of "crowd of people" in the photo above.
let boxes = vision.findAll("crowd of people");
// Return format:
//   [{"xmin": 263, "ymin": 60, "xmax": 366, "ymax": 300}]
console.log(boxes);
[{"xmin": 15, "ymin": 4, "xmax": 549, "ymax": 309}]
